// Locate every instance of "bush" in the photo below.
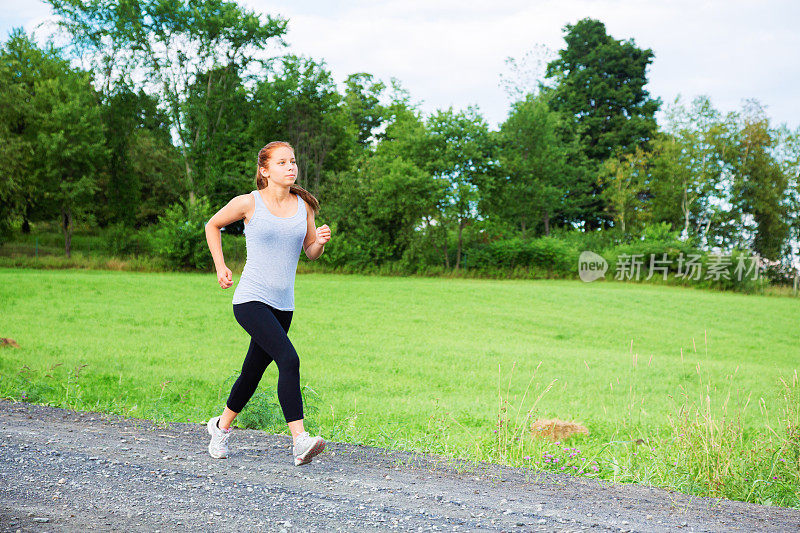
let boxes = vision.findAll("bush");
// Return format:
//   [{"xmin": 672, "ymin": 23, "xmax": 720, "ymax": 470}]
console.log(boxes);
[
  {"xmin": 235, "ymin": 383, "xmax": 321, "ymax": 434},
  {"xmin": 466, "ymin": 237, "xmax": 578, "ymax": 276},
  {"xmin": 152, "ymin": 196, "xmax": 215, "ymax": 270},
  {"xmin": 104, "ymin": 222, "xmax": 142, "ymax": 256}
]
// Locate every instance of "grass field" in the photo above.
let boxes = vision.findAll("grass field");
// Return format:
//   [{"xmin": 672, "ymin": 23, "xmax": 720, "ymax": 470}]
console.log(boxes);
[{"xmin": 1, "ymin": 268, "xmax": 798, "ymax": 506}]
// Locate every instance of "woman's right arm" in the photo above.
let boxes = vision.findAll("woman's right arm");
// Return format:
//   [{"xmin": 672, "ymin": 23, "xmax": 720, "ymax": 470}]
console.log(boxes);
[{"xmin": 205, "ymin": 194, "xmax": 251, "ymax": 289}]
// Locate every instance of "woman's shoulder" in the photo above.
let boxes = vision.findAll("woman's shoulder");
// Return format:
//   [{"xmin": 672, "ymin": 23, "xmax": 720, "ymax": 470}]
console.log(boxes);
[
  {"xmin": 226, "ymin": 192, "xmax": 255, "ymax": 217},
  {"xmin": 232, "ymin": 191, "xmax": 255, "ymax": 206}
]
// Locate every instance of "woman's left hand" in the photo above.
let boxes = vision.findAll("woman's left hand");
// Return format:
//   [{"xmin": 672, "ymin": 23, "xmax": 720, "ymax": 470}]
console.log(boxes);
[{"xmin": 315, "ymin": 224, "xmax": 331, "ymax": 245}]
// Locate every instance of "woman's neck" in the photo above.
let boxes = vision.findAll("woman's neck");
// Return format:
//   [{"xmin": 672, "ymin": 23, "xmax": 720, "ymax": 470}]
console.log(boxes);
[{"xmin": 262, "ymin": 185, "xmax": 293, "ymax": 203}]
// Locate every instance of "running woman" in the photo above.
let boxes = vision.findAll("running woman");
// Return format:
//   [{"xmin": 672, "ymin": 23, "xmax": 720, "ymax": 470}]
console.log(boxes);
[{"xmin": 204, "ymin": 141, "xmax": 331, "ymax": 466}]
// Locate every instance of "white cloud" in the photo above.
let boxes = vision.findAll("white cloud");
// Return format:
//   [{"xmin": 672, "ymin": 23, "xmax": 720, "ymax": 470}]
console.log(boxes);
[{"xmin": 3, "ymin": 0, "xmax": 798, "ymax": 129}]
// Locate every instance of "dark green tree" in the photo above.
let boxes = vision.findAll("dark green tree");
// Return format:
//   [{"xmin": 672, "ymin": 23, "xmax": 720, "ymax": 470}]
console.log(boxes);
[
  {"xmin": 185, "ymin": 65, "xmax": 252, "ymax": 211},
  {"xmin": 490, "ymin": 92, "xmax": 587, "ymax": 237},
  {"xmin": 249, "ymin": 55, "xmax": 355, "ymax": 195},
  {"xmin": 47, "ymin": 0, "xmax": 288, "ymax": 202},
  {"xmin": 343, "ymin": 73, "xmax": 387, "ymax": 148},
  {"xmin": 0, "ymin": 29, "xmax": 107, "ymax": 254},
  {"xmin": 729, "ymin": 100, "xmax": 792, "ymax": 260},
  {"xmin": 99, "ymin": 86, "xmax": 178, "ymax": 227},
  {"xmin": 425, "ymin": 107, "xmax": 494, "ymax": 270},
  {"xmin": 35, "ymin": 67, "xmax": 108, "ymax": 257},
  {"xmin": 545, "ymin": 17, "xmax": 661, "ymax": 229},
  {"xmin": 0, "ymin": 29, "xmax": 65, "ymax": 237}
]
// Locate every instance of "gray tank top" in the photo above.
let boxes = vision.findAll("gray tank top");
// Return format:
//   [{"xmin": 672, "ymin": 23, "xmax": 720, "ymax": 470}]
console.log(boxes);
[{"xmin": 231, "ymin": 190, "xmax": 307, "ymax": 311}]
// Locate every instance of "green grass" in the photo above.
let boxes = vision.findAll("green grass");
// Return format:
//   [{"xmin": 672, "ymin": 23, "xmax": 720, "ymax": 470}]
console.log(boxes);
[{"xmin": 1, "ymin": 268, "xmax": 798, "ymax": 505}]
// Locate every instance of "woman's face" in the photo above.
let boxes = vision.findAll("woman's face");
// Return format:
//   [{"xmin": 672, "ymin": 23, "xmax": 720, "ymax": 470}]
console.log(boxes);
[{"xmin": 261, "ymin": 146, "xmax": 297, "ymax": 186}]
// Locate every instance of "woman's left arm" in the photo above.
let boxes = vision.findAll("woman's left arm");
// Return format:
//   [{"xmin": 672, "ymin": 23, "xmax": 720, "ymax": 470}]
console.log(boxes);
[{"xmin": 303, "ymin": 201, "xmax": 330, "ymax": 261}]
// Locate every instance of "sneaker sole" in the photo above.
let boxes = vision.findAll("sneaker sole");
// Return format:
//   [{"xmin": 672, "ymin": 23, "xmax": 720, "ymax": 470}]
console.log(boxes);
[
  {"xmin": 207, "ymin": 418, "xmax": 228, "ymax": 459},
  {"xmin": 294, "ymin": 439, "xmax": 325, "ymax": 466}
]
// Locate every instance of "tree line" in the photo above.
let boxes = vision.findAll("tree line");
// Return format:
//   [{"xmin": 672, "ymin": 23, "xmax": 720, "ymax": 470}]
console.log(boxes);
[{"xmin": 1, "ymin": 1, "xmax": 798, "ymax": 277}]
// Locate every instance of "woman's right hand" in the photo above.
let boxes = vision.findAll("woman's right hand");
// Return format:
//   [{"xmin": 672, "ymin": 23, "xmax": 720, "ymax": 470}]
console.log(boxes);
[{"xmin": 217, "ymin": 266, "xmax": 233, "ymax": 289}]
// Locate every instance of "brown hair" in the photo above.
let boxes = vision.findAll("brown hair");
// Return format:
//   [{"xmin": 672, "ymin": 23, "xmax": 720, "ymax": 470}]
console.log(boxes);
[{"xmin": 255, "ymin": 141, "xmax": 320, "ymax": 214}]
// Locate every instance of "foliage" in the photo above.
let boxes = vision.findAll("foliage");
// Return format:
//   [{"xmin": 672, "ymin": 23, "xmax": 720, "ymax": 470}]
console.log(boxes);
[
  {"xmin": 728, "ymin": 100, "xmax": 792, "ymax": 261},
  {"xmin": 425, "ymin": 106, "xmax": 494, "ymax": 269},
  {"xmin": 0, "ymin": 29, "xmax": 107, "ymax": 256},
  {"xmin": 343, "ymin": 72, "xmax": 387, "ymax": 147},
  {"xmin": 466, "ymin": 237, "xmax": 577, "ymax": 275},
  {"xmin": 491, "ymin": 92, "xmax": 588, "ymax": 237},
  {"xmin": 545, "ymin": 17, "xmax": 661, "ymax": 229},
  {"xmin": 152, "ymin": 195, "xmax": 215, "ymax": 270},
  {"xmin": 234, "ymin": 380, "xmax": 321, "ymax": 435},
  {"xmin": 249, "ymin": 55, "xmax": 355, "ymax": 195},
  {"xmin": 598, "ymin": 146, "xmax": 652, "ymax": 235},
  {"xmin": 47, "ymin": 0, "xmax": 288, "ymax": 198},
  {"xmin": 2, "ymin": 7, "xmax": 798, "ymax": 277},
  {"xmin": 99, "ymin": 86, "xmax": 180, "ymax": 228}
]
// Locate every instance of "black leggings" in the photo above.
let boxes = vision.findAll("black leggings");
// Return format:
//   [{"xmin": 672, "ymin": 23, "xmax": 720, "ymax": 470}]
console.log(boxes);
[{"xmin": 227, "ymin": 301, "xmax": 303, "ymax": 423}]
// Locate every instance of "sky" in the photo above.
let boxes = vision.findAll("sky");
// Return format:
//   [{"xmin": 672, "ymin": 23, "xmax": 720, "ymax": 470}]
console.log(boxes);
[{"xmin": 1, "ymin": 0, "xmax": 798, "ymax": 131}]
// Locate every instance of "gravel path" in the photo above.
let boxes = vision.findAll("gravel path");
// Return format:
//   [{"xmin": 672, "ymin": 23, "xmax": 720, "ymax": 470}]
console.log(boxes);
[{"xmin": 1, "ymin": 400, "xmax": 798, "ymax": 532}]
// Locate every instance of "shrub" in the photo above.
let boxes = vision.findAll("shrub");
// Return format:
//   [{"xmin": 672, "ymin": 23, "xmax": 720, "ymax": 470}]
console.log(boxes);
[
  {"xmin": 152, "ymin": 196, "xmax": 215, "ymax": 270},
  {"xmin": 104, "ymin": 222, "xmax": 142, "ymax": 256},
  {"xmin": 235, "ymin": 383, "xmax": 321, "ymax": 435},
  {"xmin": 466, "ymin": 237, "xmax": 578, "ymax": 276}
]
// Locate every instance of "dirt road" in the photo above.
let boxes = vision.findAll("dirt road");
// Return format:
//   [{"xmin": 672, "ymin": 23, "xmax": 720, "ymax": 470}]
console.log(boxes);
[{"xmin": 1, "ymin": 400, "xmax": 797, "ymax": 532}]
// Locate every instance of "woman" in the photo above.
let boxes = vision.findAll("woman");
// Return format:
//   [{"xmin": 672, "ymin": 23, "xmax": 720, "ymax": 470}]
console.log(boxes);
[{"xmin": 204, "ymin": 141, "xmax": 331, "ymax": 466}]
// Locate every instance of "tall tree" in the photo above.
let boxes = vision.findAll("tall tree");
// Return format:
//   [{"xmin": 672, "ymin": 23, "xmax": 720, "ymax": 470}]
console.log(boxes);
[
  {"xmin": 0, "ymin": 30, "xmax": 37, "ymax": 240},
  {"xmin": 545, "ymin": 17, "xmax": 661, "ymax": 229},
  {"xmin": 99, "ymin": 86, "xmax": 176, "ymax": 227},
  {"xmin": 729, "ymin": 100, "xmax": 792, "ymax": 260},
  {"xmin": 426, "ymin": 107, "xmax": 494, "ymax": 270},
  {"xmin": 47, "ymin": 0, "xmax": 288, "ymax": 202},
  {"xmin": 320, "ymin": 93, "xmax": 438, "ymax": 267},
  {"xmin": 0, "ymin": 29, "xmax": 107, "ymax": 254},
  {"xmin": 491, "ymin": 92, "xmax": 586, "ymax": 237},
  {"xmin": 651, "ymin": 95, "xmax": 734, "ymax": 246},
  {"xmin": 249, "ymin": 55, "xmax": 355, "ymax": 195},
  {"xmin": 185, "ymin": 65, "xmax": 252, "ymax": 209},
  {"xmin": 0, "ymin": 29, "xmax": 66, "ymax": 236},
  {"xmin": 343, "ymin": 72, "xmax": 387, "ymax": 148}
]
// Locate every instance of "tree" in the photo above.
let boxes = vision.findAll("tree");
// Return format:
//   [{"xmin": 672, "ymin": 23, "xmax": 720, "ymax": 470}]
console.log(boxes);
[
  {"xmin": 0, "ymin": 29, "xmax": 107, "ymax": 255},
  {"xmin": 47, "ymin": 0, "xmax": 288, "ymax": 202},
  {"xmin": 0, "ymin": 29, "xmax": 63, "ymax": 237},
  {"xmin": 99, "ymin": 86, "xmax": 177, "ymax": 227},
  {"xmin": 249, "ymin": 55, "xmax": 355, "ymax": 195},
  {"xmin": 728, "ymin": 100, "xmax": 792, "ymax": 260},
  {"xmin": 545, "ymin": 17, "xmax": 661, "ymax": 229},
  {"xmin": 651, "ymin": 96, "xmax": 734, "ymax": 246},
  {"xmin": 598, "ymin": 146, "xmax": 651, "ymax": 234},
  {"xmin": 492, "ymin": 92, "xmax": 585, "ymax": 237},
  {"xmin": 343, "ymin": 72, "xmax": 387, "ymax": 148},
  {"xmin": 425, "ymin": 107, "xmax": 494, "ymax": 270},
  {"xmin": 127, "ymin": 128, "xmax": 185, "ymax": 226},
  {"xmin": 185, "ymin": 65, "xmax": 252, "ymax": 210},
  {"xmin": 499, "ymin": 43, "xmax": 556, "ymax": 102},
  {"xmin": 36, "ymin": 68, "xmax": 107, "ymax": 258},
  {"xmin": 320, "ymin": 89, "xmax": 439, "ymax": 268},
  {"xmin": 322, "ymin": 151, "xmax": 437, "ymax": 267}
]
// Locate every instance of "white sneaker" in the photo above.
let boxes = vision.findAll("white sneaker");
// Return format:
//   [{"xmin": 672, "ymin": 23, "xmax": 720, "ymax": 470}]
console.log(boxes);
[
  {"xmin": 207, "ymin": 416, "xmax": 231, "ymax": 459},
  {"xmin": 293, "ymin": 431, "xmax": 325, "ymax": 466}
]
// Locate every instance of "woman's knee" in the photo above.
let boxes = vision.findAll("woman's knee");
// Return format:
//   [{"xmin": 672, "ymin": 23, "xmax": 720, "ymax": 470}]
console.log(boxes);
[{"xmin": 276, "ymin": 350, "xmax": 300, "ymax": 375}]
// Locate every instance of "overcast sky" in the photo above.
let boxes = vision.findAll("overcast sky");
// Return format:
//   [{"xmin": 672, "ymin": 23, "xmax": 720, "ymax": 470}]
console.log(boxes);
[{"xmin": 2, "ymin": 0, "xmax": 798, "ymax": 130}]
